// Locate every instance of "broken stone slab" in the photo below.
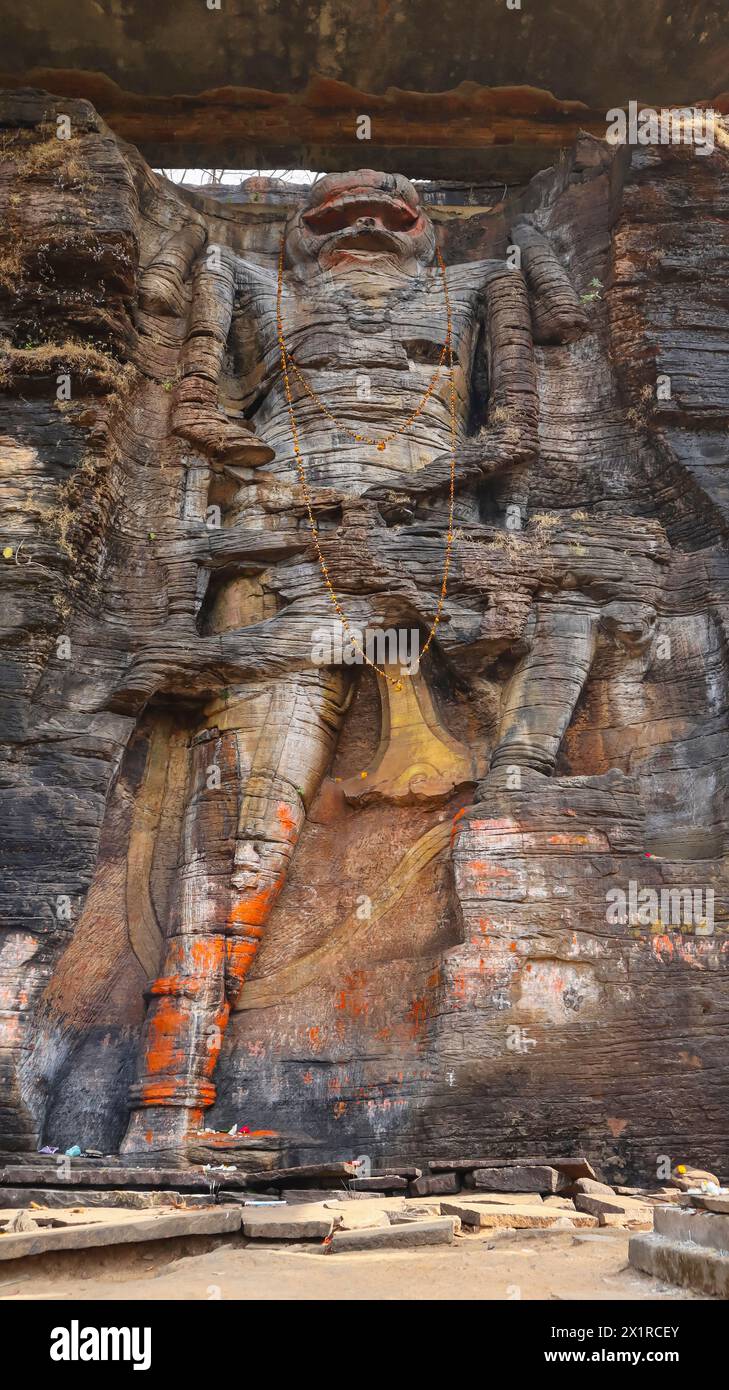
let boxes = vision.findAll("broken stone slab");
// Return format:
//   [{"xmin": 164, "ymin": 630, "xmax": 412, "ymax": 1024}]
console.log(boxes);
[
  {"xmin": 625, "ymin": 1188, "xmax": 684, "ymax": 1204},
  {"xmin": 689, "ymin": 1194, "xmax": 729, "ymax": 1215},
  {"xmin": 465, "ymin": 1166, "xmax": 563, "ymax": 1193},
  {"xmin": 440, "ymin": 1200, "xmax": 597, "ymax": 1230},
  {"xmin": 185, "ymin": 1133, "xmax": 291, "ymax": 1152},
  {"xmin": 615, "ymin": 1186, "xmax": 680, "ymax": 1202},
  {"xmin": 389, "ymin": 1204, "xmax": 443, "ymax": 1223},
  {"xmin": 0, "ymin": 1205, "xmax": 241, "ymax": 1261},
  {"xmin": 371, "ymin": 1167, "xmax": 422, "ymax": 1180},
  {"xmin": 543, "ymin": 1196, "xmax": 576, "ymax": 1209},
  {"xmin": 350, "ymin": 1175, "xmax": 408, "ymax": 1192},
  {"xmin": 599, "ymin": 1212, "xmax": 653, "ymax": 1230},
  {"xmin": 575, "ymin": 1194, "xmax": 653, "ymax": 1225},
  {"xmin": 454, "ymin": 1192, "xmax": 544, "ymax": 1206},
  {"xmin": 245, "ymin": 1162, "xmax": 359, "ymax": 1187},
  {"xmin": 572, "ymin": 1178, "xmax": 616, "ymax": 1197},
  {"xmin": 0, "ymin": 1164, "xmax": 247, "ymax": 1190},
  {"xmin": 408, "ymin": 1173, "xmax": 460, "ymax": 1197},
  {"xmin": 185, "ymin": 1147, "xmax": 284, "ymax": 1171},
  {"xmin": 630, "ymin": 1232, "xmax": 729, "ymax": 1298},
  {"xmin": 428, "ymin": 1157, "xmax": 596, "ymax": 1180},
  {"xmin": 549, "ymin": 1159, "xmax": 598, "ymax": 1182},
  {"xmin": 282, "ymin": 1188, "xmax": 383, "ymax": 1203},
  {"xmin": 314, "ymin": 1195, "xmax": 407, "ymax": 1218},
  {"xmin": 323, "ymin": 1204, "xmax": 391, "ymax": 1231},
  {"xmin": 327, "ymin": 1217, "xmax": 458, "ymax": 1253},
  {"xmin": 0, "ymin": 1186, "xmax": 216, "ymax": 1210},
  {"xmin": 241, "ymin": 1206, "xmax": 334, "ymax": 1240}
]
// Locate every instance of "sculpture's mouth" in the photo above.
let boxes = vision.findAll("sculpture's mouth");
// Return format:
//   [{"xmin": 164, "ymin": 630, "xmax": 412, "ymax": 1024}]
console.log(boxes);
[{"xmin": 332, "ymin": 225, "xmax": 403, "ymax": 253}]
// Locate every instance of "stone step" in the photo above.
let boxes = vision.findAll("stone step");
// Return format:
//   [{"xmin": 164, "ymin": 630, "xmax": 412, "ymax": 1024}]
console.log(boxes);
[
  {"xmin": 629, "ymin": 1232, "xmax": 729, "ymax": 1298},
  {"xmin": 654, "ymin": 1203, "xmax": 729, "ymax": 1251}
]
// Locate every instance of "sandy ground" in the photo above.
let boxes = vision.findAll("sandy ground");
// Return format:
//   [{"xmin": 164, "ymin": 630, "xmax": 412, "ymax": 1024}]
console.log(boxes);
[{"xmin": 0, "ymin": 1228, "xmax": 708, "ymax": 1301}]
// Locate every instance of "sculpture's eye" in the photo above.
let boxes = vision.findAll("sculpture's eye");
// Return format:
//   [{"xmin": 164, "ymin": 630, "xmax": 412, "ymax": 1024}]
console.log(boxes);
[{"xmin": 302, "ymin": 197, "xmax": 418, "ymax": 236}]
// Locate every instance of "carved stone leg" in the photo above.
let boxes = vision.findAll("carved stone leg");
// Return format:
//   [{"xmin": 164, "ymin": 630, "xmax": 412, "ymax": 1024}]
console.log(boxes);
[
  {"xmin": 121, "ymin": 667, "xmax": 349, "ymax": 1153},
  {"xmin": 488, "ymin": 595, "xmax": 599, "ymax": 778}
]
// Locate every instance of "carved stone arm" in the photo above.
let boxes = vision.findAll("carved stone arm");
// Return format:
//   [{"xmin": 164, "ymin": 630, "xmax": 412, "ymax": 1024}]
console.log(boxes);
[
  {"xmin": 510, "ymin": 218, "xmax": 589, "ymax": 343},
  {"xmin": 365, "ymin": 267, "xmax": 538, "ymax": 506}
]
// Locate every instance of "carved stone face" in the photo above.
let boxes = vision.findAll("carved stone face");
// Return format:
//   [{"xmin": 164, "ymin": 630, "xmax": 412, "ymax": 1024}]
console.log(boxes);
[{"xmin": 285, "ymin": 169, "xmax": 436, "ymax": 272}]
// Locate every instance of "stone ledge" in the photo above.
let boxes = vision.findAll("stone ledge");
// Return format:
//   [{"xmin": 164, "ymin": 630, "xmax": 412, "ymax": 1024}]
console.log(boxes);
[{"xmin": 629, "ymin": 1233, "xmax": 729, "ymax": 1298}]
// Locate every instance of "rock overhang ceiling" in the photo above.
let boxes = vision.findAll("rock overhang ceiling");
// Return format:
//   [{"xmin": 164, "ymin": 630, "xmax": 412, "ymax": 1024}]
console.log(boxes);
[{"xmin": 1, "ymin": 1, "xmax": 728, "ymax": 177}]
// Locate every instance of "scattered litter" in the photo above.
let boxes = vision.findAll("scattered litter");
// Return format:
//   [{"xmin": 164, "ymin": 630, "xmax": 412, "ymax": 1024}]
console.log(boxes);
[
  {"xmin": 65, "ymin": 1145, "xmax": 82, "ymax": 1157},
  {"xmin": 38, "ymin": 1146, "xmax": 58, "ymax": 1155}
]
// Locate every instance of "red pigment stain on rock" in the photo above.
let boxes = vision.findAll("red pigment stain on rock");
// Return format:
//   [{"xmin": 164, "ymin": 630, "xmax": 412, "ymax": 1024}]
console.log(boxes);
[
  {"xmin": 227, "ymin": 871, "xmax": 286, "ymax": 932},
  {"xmin": 144, "ymin": 997, "xmax": 188, "ymax": 1075},
  {"xmin": 190, "ymin": 938, "xmax": 226, "ymax": 971},
  {"xmin": 202, "ymin": 1004, "xmax": 230, "ymax": 1077},
  {"xmin": 276, "ymin": 802, "xmax": 297, "ymax": 835},
  {"xmin": 469, "ymin": 818, "xmax": 520, "ymax": 832},
  {"xmin": 336, "ymin": 971, "xmax": 369, "ymax": 1017}
]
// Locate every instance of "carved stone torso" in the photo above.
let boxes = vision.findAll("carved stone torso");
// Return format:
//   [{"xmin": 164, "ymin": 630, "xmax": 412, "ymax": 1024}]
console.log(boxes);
[{"xmin": 234, "ymin": 258, "xmax": 490, "ymax": 492}]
